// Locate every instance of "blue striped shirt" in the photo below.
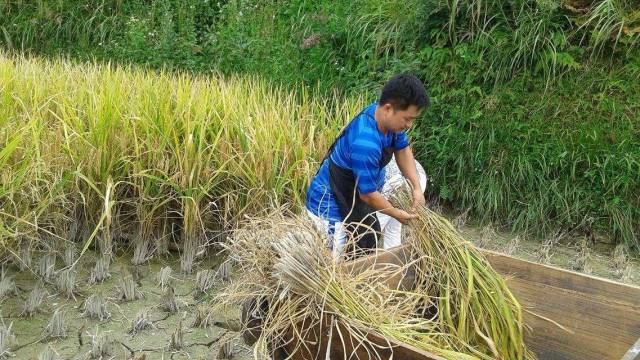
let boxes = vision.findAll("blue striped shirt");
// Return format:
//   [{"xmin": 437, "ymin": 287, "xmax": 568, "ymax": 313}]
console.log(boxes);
[{"xmin": 305, "ymin": 102, "xmax": 409, "ymax": 223}]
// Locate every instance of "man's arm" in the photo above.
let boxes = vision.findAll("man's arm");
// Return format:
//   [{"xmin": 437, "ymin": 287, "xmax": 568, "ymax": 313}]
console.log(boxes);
[
  {"xmin": 359, "ymin": 191, "xmax": 417, "ymax": 224},
  {"xmin": 394, "ymin": 146, "xmax": 426, "ymax": 208}
]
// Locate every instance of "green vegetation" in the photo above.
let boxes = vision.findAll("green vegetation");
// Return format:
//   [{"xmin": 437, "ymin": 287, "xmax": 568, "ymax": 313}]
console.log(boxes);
[{"xmin": 0, "ymin": 0, "xmax": 639, "ymax": 249}]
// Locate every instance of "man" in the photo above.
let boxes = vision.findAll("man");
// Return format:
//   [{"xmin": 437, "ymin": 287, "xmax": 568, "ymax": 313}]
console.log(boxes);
[{"xmin": 306, "ymin": 74, "xmax": 429, "ymax": 257}]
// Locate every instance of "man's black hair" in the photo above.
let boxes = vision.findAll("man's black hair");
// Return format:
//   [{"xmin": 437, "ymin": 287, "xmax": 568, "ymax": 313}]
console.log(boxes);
[{"xmin": 379, "ymin": 74, "xmax": 429, "ymax": 110}]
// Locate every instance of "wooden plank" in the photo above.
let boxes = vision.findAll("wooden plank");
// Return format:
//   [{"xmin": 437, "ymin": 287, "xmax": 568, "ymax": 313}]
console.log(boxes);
[
  {"xmin": 343, "ymin": 246, "xmax": 415, "ymax": 290},
  {"xmin": 482, "ymin": 250, "xmax": 640, "ymax": 360},
  {"xmin": 350, "ymin": 247, "xmax": 640, "ymax": 359},
  {"xmin": 279, "ymin": 316, "xmax": 445, "ymax": 360},
  {"xmin": 621, "ymin": 336, "xmax": 640, "ymax": 360}
]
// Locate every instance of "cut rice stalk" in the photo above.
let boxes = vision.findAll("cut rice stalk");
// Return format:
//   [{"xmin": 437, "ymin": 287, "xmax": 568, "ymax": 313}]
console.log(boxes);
[
  {"xmin": 55, "ymin": 269, "xmax": 77, "ymax": 299},
  {"xmin": 0, "ymin": 271, "xmax": 18, "ymax": 300},
  {"xmin": 116, "ymin": 275, "xmax": 144, "ymax": 302},
  {"xmin": 0, "ymin": 320, "xmax": 16, "ymax": 359},
  {"xmin": 88, "ymin": 257, "xmax": 111, "ymax": 284},
  {"xmin": 38, "ymin": 345, "xmax": 59, "ymax": 360},
  {"xmin": 44, "ymin": 309, "xmax": 67, "ymax": 339},
  {"xmin": 129, "ymin": 310, "xmax": 154, "ymax": 336},
  {"xmin": 21, "ymin": 281, "xmax": 46, "ymax": 318},
  {"xmin": 82, "ymin": 292, "xmax": 110, "ymax": 320},
  {"xmin": 156, "ymin": 266, "xmax": 173, "ymax": 290}
]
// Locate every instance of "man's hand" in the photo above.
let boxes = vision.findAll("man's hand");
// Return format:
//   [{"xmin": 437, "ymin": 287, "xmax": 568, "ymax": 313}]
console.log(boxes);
[
  {"xmin": 412, "ymin": 188, "xmax": 426, "ymax": 211},
  {"xmin": 393, "ymin": 209, "xmax": 418, "ymax": 225}
]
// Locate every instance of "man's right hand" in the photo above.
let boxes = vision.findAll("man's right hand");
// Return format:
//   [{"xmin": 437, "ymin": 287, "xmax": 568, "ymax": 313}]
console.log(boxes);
[{"xmin": 393, "ymin": 209, "xmax": 418, "ymax": 225}]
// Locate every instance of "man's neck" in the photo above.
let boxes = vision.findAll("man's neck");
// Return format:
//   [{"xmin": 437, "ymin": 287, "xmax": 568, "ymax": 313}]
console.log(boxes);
[{"xmin": 374, "ymin": 105, "xmax": 389, "ymax": 135}]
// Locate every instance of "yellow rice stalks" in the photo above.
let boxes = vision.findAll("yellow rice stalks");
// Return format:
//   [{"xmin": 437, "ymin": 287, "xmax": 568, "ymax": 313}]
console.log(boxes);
[{"xmin": 213, "ymin": 203, "xmax": 535, "ymax": 360}]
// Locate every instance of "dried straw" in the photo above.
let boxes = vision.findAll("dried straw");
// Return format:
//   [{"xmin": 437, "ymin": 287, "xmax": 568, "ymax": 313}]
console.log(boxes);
[{"xmin": 213, "ymin": 197, "xmax": 534, "ymax": 360}]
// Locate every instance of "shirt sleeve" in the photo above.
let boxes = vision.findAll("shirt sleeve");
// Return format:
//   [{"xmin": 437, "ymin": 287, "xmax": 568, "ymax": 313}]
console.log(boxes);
[
  {"xmin": 394, "ymin": 131, "xmax": 410, "ymax": 150},
  {"xmin": 351, "ymin": 137, "xmax": 382, "ymax": 194}
]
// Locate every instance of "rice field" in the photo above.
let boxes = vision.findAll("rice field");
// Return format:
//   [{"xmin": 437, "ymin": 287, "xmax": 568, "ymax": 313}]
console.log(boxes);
[
  {"xmin": 1, "ymin": 53, "xmax": 638, "ymax": 359},
  {"xmin": 0, "ymin": 252, "xmax": 253, "ymax": 359},
  {"xmin": 0, "ymin": 52, "xmax": 363, "ymax": 264},
  {"xmin": 0, "ymin": 53, "xmax": 362, "ymax": 358}
]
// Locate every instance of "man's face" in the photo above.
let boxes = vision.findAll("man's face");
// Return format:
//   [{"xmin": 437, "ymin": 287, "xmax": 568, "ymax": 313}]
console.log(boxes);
[{"xmin": 382, "ymin": 103, "xmax": 421, "ymax": 133}]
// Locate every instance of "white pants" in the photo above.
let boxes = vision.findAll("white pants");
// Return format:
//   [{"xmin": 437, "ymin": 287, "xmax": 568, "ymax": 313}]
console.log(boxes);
[{"xmin": 307, "ymin": 156, "xmax": 427, "ymax": 256}]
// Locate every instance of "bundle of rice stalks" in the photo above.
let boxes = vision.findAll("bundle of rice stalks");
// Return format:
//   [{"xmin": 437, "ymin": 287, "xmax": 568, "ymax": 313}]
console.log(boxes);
[
  {"xmin": 392, "ymin": 190, "xmax": 533, "ymax": 359},
  {"xmin": 214, "ymin": 202, "xmax": 534, "ymax": 360},
  {"xmin": 215, "ymin": 214, "xmax": 436, "ymax": 358}
]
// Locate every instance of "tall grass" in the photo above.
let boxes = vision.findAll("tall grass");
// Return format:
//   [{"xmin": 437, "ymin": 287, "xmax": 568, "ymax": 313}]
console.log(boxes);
[{"xmin": 0, "ymin": 53, "xmax": 360, "ymax": 265}]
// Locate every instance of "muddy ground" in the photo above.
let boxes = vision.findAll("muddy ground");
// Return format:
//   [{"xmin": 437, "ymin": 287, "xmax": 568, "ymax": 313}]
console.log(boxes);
[
  {"xmin": 459, "ymin": 221, "xmax": 639, "ymax": 286},
  {"xmin": 1, "ymin": 219, "xmax": 638, "ymax": 360},
  {"xmin": 0, "ymin": 251, "xmax": 252, "ymax": 360}
]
